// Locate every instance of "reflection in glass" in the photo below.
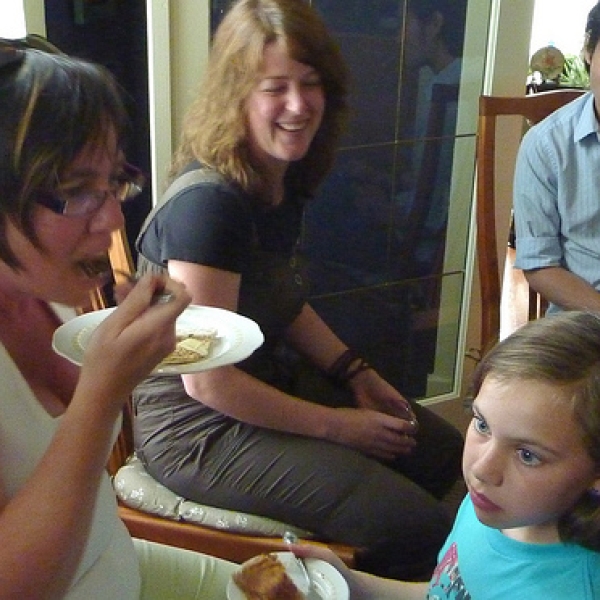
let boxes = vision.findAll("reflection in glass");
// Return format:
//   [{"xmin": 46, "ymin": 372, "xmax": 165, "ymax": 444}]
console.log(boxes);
[{"xmin": 211, "ymin": 0, "xmax": 489, "ymax": 400}]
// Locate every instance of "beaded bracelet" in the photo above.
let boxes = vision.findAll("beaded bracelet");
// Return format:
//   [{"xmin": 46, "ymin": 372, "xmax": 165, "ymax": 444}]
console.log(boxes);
[{"xmin": 326, "ymin": 348, "xmax": 372, "ymax": 385}]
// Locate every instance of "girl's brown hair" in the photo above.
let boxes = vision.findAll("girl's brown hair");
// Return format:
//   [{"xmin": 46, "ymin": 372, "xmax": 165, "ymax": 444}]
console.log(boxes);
[{"xmin": 471, "ymin": 311, "xmax": 600, "ymax": 551}]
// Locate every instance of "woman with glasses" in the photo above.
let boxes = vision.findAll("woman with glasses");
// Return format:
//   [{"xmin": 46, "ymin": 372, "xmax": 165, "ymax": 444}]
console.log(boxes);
[{"xmin": 0, "ymin": 40, "xmax": 236, "ymax": 599}]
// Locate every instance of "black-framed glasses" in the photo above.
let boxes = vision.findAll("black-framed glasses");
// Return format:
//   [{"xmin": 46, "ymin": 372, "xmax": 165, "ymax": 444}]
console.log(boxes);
[
  {"xmin": 36, "ymin": 163, "xmax": 146, "ymax": 218},
  {"xmin": 0, "ymin": 34, "xmax": 63, "ymax": 71}
]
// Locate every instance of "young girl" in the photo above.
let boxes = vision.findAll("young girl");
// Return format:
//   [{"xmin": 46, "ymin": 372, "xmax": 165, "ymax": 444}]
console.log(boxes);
[{"xmin": 297, "ymin": 311, "xmax": 600, "ymax": 598}]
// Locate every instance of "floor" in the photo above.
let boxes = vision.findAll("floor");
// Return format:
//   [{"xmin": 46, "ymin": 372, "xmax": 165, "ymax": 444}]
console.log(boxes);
[{"xmin": 500, "ymin": 248, "xmax": 530, "ymax": 340}]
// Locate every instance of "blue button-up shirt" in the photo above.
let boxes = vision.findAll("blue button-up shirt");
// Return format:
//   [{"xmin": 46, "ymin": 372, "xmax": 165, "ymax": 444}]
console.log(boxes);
[{"xmin": 513, "ymin": 92, "xmax": 600, "ymax": 313}]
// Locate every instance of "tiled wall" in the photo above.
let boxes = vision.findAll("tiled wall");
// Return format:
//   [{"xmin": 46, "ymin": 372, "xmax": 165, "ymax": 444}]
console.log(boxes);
[{"xmin": 212, "ymin": 0, "xmax": 489, "ymax": 399}]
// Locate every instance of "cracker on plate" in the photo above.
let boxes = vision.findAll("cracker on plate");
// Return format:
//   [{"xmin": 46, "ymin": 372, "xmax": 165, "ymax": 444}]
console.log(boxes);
[{"xmin": 160, "ymin": 330, "xmax": 217, "ymax": 365}]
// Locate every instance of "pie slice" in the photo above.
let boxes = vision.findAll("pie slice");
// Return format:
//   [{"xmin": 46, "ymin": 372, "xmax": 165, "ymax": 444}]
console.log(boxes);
[{"xmin": 232, "ymin": 553, "xmax": 305, "ymax": 600}]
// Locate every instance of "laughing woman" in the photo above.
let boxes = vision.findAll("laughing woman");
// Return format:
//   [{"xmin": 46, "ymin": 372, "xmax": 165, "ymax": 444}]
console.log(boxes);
[{"xmin": 134, "ymin": 0, "xmax": 464, "ymax": 581}]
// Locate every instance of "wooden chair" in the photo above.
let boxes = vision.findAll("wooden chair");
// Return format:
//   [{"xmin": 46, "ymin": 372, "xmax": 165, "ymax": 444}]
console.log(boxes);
[
  {"xmin": 98, "ymin": 229, "xmax": 357, "ymax": 566},
  {"xmin": 475, "ymin": 89, "xmax": 586, "ymax": 355}
]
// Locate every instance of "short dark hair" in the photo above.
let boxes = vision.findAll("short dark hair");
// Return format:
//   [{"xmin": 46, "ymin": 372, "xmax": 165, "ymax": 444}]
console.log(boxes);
[
  {"xmin": 583, "ymin": 1, "xmax": 600, "ymax": 72},
  {"xmin": 0, "ymin": 48, "xmax": 129, "ymax": 268}
]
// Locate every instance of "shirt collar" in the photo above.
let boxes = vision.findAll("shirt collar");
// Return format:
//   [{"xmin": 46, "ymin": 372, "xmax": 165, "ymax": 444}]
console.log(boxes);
[{"xmin": 574, "ymin": 92, "xmax": 600, "ymax": 142}]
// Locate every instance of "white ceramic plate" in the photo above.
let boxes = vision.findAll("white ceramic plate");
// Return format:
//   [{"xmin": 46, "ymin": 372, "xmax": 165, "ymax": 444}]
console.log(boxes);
[
  {"xmin": 227, "ymin": 552, "xmax": 349, "ymax": 600},
  {"xmin": 52, "ymin": 305, "xmax": 264, "ymax": 375}
]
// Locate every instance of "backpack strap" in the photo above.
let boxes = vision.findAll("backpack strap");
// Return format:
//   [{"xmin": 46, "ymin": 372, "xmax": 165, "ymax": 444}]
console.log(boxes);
[{"xmin": 137, "ymin": 168, "xmax": 228, "ymax": 245}]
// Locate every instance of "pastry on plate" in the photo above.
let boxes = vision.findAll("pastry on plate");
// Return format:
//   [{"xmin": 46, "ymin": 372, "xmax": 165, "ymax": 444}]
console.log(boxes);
[{"xmin": 232, "ymin": 553, "xmax": 306, "ymax": 600}]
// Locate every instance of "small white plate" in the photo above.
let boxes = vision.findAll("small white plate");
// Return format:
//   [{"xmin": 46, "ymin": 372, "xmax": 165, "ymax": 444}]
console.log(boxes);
[
  {"xmin": 52, "ymin": 305, "xmax": 264, "ymax": 375},
  {"xmin": 227, "ymin": 552, "xmax": 349, "ymax": 600}
]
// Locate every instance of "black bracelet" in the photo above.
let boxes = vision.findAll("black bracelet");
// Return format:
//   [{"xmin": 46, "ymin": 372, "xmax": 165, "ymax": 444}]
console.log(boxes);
[
  {"xmin": 326, "ymin": 348, "xmax": 358, "ymax": 382},
  {"xmin": 326, "ymin": 349, "xmax": 372, "ymax": 385},
  {"xmin": 345, "ymin": 358, "xmax": 372, "ymax": 382}
]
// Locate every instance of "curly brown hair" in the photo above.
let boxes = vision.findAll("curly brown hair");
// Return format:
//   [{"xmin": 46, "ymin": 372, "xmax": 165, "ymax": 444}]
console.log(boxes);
[{"xmin": 170, "ymin": 0, "xmax": 348, "ymax": 198}]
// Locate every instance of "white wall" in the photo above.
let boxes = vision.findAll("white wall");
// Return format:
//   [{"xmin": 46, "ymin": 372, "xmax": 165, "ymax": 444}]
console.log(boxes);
[
  {"xmin": 5, "ymin": 0, "xmax": 47, "ymax": 38},
  {"xmin": 148, "ymin": 2, "xmax": 211, "ymax": 197},
  {"xmin": 0, "ymin": 0, "xmax": 26, "ymax": 37},
  {"xmin": 530, "ymin": 0, "xmax": 595, "ymax": 57}
]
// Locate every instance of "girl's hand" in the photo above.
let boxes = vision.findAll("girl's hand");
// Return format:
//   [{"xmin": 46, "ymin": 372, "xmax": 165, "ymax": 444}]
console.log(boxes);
[
  {"xmin": 291, "ymin": 544, "xmax": 377, "ymax": 600},
  {"xmin": 292, "ymin": 544, "xmax": 427, "ymax": 600},
  {"xmin": 291, "ymin": 545, "xmax": 357, "ymax": 591}
]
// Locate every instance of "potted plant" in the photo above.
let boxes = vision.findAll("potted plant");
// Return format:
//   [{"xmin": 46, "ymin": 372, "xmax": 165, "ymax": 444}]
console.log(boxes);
[{"xmin": 527, "ymin": 45, "xmax": 589, "ymax": 92}]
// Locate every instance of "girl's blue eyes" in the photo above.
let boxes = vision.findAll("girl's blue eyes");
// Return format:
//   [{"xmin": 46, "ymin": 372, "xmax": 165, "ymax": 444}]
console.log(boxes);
[
  {"xmin": 472, "ymin": 413, "xmax": 543, "ymax": 467},
  {"xmin": 517, "ymin": 448, "xmax": 542, "ymax": 466},
  {"xmin": 472, "ymin": 414, "xmax": 489, "ymax": 434}
]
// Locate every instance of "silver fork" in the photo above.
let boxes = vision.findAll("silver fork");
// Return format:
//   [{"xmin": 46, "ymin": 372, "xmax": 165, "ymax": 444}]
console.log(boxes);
[
  {"xmin": 282, "ymin": 531, "xmax": 318, "ymax": 598},
  {"xmin": 114, "ymin": 270, "xmax": 174, "ymax": 305}
]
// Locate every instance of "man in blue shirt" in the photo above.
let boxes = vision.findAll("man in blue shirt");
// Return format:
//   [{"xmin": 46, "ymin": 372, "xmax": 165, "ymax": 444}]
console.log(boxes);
[{"xmin": 513, "ymin": 2, "xmax": 600, "ymax": 314}]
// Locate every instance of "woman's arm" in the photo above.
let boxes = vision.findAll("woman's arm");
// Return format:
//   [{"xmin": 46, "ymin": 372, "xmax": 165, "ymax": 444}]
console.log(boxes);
[
  {"xmin": 171, "ymin": 260, "xmax": 416, "ymax": 459},
  {"xmin": 283, "ymin": 303, "xmax": 350, "ymax": 371},
  {"xmin": 286, "ymin": 304, "xmax": 415, "ymax": 422},
  {"xmin": 0, "ymin": 277, "xmax": 189, "ymax": 600}
]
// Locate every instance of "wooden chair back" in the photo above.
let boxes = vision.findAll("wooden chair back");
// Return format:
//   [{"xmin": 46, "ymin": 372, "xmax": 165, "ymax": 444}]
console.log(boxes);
[
  {"xmin": 476, "ymin": 89, "xmax": 586, "ymax": 355},
  {"xmin": 97, "ymin": 228, "xmax": 357, "ymax": 566}
]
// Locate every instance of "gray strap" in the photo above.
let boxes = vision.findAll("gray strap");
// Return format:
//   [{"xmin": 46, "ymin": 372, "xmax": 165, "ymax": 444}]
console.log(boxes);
[
  {"xmin": 136, "ymin": 168, "xmax": 227, "ymax": 245},
  {"xmin": 156, "ymin": 169, "xmax": 226, "ymax": 209}
]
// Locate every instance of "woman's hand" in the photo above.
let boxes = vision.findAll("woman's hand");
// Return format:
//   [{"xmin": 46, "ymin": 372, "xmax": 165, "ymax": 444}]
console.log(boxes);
[
  {"xmin": 350, "ymin": 368, "xmax": 417, "ymax": 424},
  {"xmin": 80, "ymin": 274, "xmax": 190, "ymax": 404},
  {"xmin": 329, "ymin": 407, "xmax": 417, "ymax": 461}
]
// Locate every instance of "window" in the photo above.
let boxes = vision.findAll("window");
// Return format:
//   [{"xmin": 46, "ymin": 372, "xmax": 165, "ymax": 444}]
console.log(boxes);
[
  {"xmin": 530, "ymin": 1, "xmax": 594, "ymax": 58},
  {"xmin": 0, "ymin": 0, "xmax": 26, "ymax": 38}
]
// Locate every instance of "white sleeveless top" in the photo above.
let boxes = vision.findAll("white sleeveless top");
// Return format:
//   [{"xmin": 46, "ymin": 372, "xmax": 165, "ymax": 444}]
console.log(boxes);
[{"xmin": 0, "ymin": 319, "xmax": 141, "ymax": 598}]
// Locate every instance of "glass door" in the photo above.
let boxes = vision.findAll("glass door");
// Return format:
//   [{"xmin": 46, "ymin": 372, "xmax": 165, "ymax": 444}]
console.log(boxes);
[{"xmin": 212, "ymin": 0, "xmax": 492, "ymax": 401}]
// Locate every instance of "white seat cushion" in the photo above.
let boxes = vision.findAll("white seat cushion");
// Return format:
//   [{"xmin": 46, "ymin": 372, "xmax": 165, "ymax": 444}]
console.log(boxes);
[{"xmin": 113, "ymin": 454, "xmax": 313, "ymax": 538}]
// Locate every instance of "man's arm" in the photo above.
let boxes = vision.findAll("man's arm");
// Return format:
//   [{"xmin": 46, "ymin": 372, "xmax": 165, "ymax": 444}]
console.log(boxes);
[{"xmin": 525, "ymin": 266, "xmax": 600, "ymax": 311}]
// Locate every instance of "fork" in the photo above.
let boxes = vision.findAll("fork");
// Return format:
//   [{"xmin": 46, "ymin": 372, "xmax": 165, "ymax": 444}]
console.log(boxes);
[
  {"xmin": 114, "ymin": 269, "xmax": 174, "ymax": 305},
  {"xmin": 282, "ymin": 531, "xmax": 318, "ymax": 598}
]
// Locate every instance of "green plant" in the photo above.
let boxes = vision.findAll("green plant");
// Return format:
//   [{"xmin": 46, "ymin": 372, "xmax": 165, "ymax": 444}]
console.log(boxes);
[{"xmin": 560, "ymin": 54, "xmax": 590, "ymax": 88}]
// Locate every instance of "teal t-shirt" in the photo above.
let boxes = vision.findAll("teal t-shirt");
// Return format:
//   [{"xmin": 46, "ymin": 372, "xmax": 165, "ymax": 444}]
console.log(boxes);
[{"xmin": 428, "ymin": 496, "xmax": 600, "ymax": 599}]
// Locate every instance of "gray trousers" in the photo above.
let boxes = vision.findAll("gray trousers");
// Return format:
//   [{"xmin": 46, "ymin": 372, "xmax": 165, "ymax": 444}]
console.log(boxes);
[{"xmin": 135, "ymin": 376, "xmax": 463, "ymax": 581}]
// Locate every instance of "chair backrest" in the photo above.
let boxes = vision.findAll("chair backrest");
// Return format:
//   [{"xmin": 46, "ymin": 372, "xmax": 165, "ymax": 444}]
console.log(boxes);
[
  {"xmin": 476, "ymin": 89, "xmax": 586, "ymax": 355},
  {"xmin": 84, "ymin": 227, "xmax": 135, "ymax": 313},
  {"xmin": 108, "ymin": 227, "xmax": 135, "ymax": 283}
]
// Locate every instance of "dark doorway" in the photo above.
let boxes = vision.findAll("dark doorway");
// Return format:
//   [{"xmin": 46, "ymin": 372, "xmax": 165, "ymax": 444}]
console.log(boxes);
[{"xmin": 44, "ymin": 0, "xmax": 151, "ymax": 262}]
